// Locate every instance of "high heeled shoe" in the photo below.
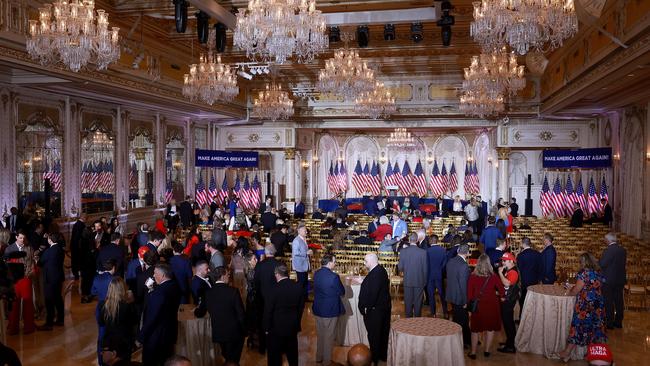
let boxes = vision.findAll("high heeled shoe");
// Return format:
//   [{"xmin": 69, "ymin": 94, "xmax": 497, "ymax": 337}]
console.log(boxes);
[{"xmin": 468, "ymin": 353, "xmax": 477, "ymax": 360}]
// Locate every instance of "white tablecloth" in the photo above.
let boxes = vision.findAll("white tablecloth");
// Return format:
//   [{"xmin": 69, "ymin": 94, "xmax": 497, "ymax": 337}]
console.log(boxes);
[
  {"xmin": 176, "ymin": 304, "xmax": 219, "ymax": 366},
  {"xmin": 387, "ymin": 317, "xmax": 465, "ymax": 366},
  {"xmin": 335, "ymin": 275, "xmax": 368, "ymax": 346}
]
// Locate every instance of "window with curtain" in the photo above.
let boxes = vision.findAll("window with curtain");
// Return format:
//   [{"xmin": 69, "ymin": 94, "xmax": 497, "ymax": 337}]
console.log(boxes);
[{"xmin": 81, "ymin": 121, "xmax": 115, "ymax": 214}]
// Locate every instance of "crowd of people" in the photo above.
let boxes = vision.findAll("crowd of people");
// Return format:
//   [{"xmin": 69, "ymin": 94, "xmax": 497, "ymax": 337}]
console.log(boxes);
[{"xmin": 0, "ymin": 192, "xmax": 624, "ymax": 366}]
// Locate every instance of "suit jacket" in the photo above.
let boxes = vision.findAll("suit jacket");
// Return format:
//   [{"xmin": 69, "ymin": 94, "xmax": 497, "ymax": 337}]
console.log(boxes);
[
  {"xmin": 312, "ymin": 267, "xmax": 345, "ymax": 318},
  {"xmin": 4, "ymin": 243, "xmax": 35, "ymax": 277},
  {"xmin": 203, "ymin": 282, "xmax": 245, "ymax": 342},
  {"xmin": 353, "ymin": 236, "xmax": 373, "ymax": 245},
  {"xmin": 417, "ymin": 237, "xmax": 430, "ymax": 250},
  {"xmin": 4, "ymin": 214, "xmax": 23, "ymax": 233},
  {"xmin": 391, "ymin": 219, "xmax": 408, "ymax": 239},
  {"xmin": 358, "ymin": 264, "xmax": 391, "ymax": 315},
  {"xmin": 92, "ymin": 272, "xmax": 114, "ymax": 302},
  {"xmin": 263, "ymin": 278, "xmax": 305, "ymax": 336},
  {"xmin": 517, "ymin": 247, "xmax": 541, "ymax": 287},
  {"xmin": 39, "ymin": 243, "xmax": 65, "ymax": 285},
  {"xmin": 599, "ymin": 243, "xmax": 627, "ymax": 286},
  {"xmin": 260, "ymin": 212, "xmax": 278, "ymax": 233},
  {"xmin": 170, "ymin": 255, "xmax": 193, "ymax": 302},
  {"xmin": 96, "ymin": 243, "xmax": 126, "ymax": 275},
  {"xmin": 486, "ymin": 248, "xmax": 504, "ymax": 267},
  {"xmin": 270, "ymin": 232, "xmax": 288, "ymax": 257},
  {"xmin": 370, "ymin": 224, "xmax": 392, "ymax": 241},
  {"xmin": 254, "ymin": 257, "xmax": 281, "ymax": 301},
  {"xmin": 540, "ymin": 245, "xmax": 557, "ymax": 284},
  {"xmin": 70, "ymin": 220, "xmax": 86, "ymax": 253},
  {"xmin": 179, "ymin": 201, "xmax": 193, "ymax": 227},
  {"xmin": 291, "ymin": 236, "xmax": 309, "ymax": 272},
  {"xmin": 367, "ymin": 221, "xmax": 379, "ymax": 235},
  {"xmin": 138, "ymin": 279, "xmax": 181, "ymax": 347},
  {"xmin": 191, "ymin": 275, "xmax": 212, "ymax": 305},
  {"xmin": 211, "ymin": 228, "xmax": 227, "ymax": 251},
  {"xmin": 446, "ymin": 255, "xmax": 470, "ymax": 305},
  {"xmin": 570, "ymin": 209, "xmax": 584, "ymax": 227},
  {"xmin": 602, "ymin": 204, "xmax": 613, "ymax": 225},
  {"xmin": 426, "ymin": 245, "xmax": 447, "ymax": 281},
  {"xmin": 311, "ymin": 212, "xmax": 325, "ymax": 220},
  {"xmin": 398, "ymin": 245, "xmax": 428, "ymax": 288}
]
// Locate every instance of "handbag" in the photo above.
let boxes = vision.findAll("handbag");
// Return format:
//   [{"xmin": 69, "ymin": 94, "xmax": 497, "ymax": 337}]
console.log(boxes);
[{"xmin": 468, "ymin": 276, "xmax": 491, "ymax": 313}]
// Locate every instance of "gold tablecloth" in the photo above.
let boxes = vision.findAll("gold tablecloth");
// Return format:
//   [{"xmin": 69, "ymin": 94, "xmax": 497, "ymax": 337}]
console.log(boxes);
[
  {"xmin": 387, "ymin": 317, "xmax": 465, "ymax": 366},
  {"xmin": 515, "ymin": 284, "xmax": 585, "ymax": 360},
  {"xmin": 335, "ymin": 275, "xmax": 368, "ymax": 346},
  {"xmin": 176, "ymin": 304, "xmax": 219, "ymax": 366}
]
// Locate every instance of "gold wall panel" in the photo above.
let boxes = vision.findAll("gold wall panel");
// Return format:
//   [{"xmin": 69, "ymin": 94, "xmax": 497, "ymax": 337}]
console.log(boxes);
[
  {"xmin": 387, "ymin": 85, "xmax": 413, "ymax": 101},
  {"xmin": 428, "ymin": 85, "xmax": 456, "ymax": 100}
]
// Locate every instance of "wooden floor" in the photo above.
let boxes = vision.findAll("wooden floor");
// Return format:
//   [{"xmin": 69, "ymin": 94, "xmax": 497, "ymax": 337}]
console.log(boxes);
[{"xmin": 6, "ymin": 286, "xmax": 650, "ymax": 366}]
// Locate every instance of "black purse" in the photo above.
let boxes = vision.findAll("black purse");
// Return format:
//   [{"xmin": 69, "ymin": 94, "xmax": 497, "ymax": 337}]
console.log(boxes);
[{"xmin": 468, "ymin": 276, "xmax": 491, "ymax": 313}]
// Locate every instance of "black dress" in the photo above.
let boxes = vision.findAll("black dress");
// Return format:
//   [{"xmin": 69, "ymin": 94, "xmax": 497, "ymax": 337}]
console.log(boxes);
[{"xmin": 99, "ymin": 301, "xmax": 137, "ymax": 361}]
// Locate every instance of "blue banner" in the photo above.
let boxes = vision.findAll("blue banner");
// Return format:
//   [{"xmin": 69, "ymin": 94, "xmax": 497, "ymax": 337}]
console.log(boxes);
[
  {"xmin": 542, "ymin": 147, "xmax": 612, "ymax": 169},
  {"xmin": 195, "ymin": 149, "xmax": 259, "ymax": 168}
]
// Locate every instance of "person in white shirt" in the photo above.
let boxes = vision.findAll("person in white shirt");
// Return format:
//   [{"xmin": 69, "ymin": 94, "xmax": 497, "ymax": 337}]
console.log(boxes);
[
  {"xmin": 452, "ymin": 195, "xmax": 463, "ymax": 214},
  {"xmin": 464, "ymin": 198, "xmax": 480, "ymax": 234}
]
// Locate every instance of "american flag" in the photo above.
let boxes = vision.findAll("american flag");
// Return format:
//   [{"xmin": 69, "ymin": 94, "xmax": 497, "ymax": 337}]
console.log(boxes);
[
  {"xmin": 105, "ymin": 160, "xmax": 114, "ymax": 193},
  {"xmin": 391, "ymin": 162, "xmax": 401, "ymax": 192},
  {"xmin": 540, "ymin": 175, "xmax": 552, "ymax": 217},
  {"xmin": 352, "ymin": 160, "xmax": 366, "ymax": 195},
  {"xmin": 233, "ymin": 175, "xmax": 241, "ymax": 202},
  {"xmin": 463, "ymin": 161, "xmax": 470, "ymax": 195},
  {"xmin": 165, "ymin": 178, "xmax": 174, "ymax": 203},
  {"xmin": 588, "ymin": 177, "xmax": 600, "ymax": 215},
  {"xmin": 440, "ymin": 162, "xmax": 449, "ymax": 196},
  {"xmin": 400, "ymin": 161, "xmax": 414, "ymax": 195},
  {"xmin": 384, "ymin": 161, "xmax": 395, "ymax": 190},
  {"xmin": 564, "ymin": 175, "xmax": 576, "ymax": 216},
  {"xmin": 429, "ymin": 161, "xmax": 443, "ymax": 197},
  {"xmin": 80, "ymin": 162, "xmax": 88, "ymax": 192},
  {"xmin": 369, "ymin": 161, "xmax": 382, "ymax": 196},
  {"xmin": 208, "ymin": 173, "xmax": 218, "ymax": 202},
  {"xmin": 327, "ymin": 162, "xmax": 338, "ymax": 197},
  {"xmin": 251, "ymin": 175, "xmax": 261, "ymax": 210},
  {"xmin": 218, "ymin": 175, "xmax": 229, "ymax": 204},
  {"xmin": 448, "ymin": 161, "xmax": 458, "ymax": 194},
  {"xmin": 240, "ymin": 175, "xmax": 252, "ymax": 210},
  {"xmin": 195, "ymin": 174, "xmax": 208, "ymax": 206},
  {"xmin": 550, "ymin": 176, "xmax": 565, "ymax": 218},
  {"xmin": 362, "ymin": 162, "xmax": 371, "ymax": 194},
  {"xmin": 599, "ymin": 176, "xmax": 609, "ymax": 208},
  {"xmin": 413, "ymin": 160, "xmax": 427, "ymax": 197},
  {"xmin": 575, "ymin": 176, "xmax": 587, "ymax": 213},
  {"xmin": 42, "ymin": 161, "xmax": 53, "ymax": 190},
  {"xmin": 338, "ymin": 162, "xmax": 348, "ymax": 193},
  {"xmin": 471, "ymin": 161, "xmax": 480, "ymax": 195}
]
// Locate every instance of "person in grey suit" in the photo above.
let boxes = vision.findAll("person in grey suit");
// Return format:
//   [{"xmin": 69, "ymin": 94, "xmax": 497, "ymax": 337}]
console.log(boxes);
[
  {"xmin": 598, "ymin": 233, "xmax": 627, "ymax": 329},
  {"xmin": 446, "ymin": 243, "xmax": 471, "ymax": 346},
  {"xmin": 398, "ymin": 233, "xmax": 428, "ymax": 317}
]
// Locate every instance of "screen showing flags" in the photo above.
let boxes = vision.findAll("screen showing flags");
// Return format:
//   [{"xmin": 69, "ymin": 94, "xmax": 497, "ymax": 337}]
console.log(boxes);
[{"xmin": 540, "ymin": 175, "xmax": 552, "ymax": 217}]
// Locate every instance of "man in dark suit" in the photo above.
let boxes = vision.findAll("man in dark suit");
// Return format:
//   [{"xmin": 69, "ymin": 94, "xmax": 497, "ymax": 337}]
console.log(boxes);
[
  {"xmin": 312, "ymin": 254, "xmax": 345, "ymax": 365},
  {"xmin": 138, "ymin": 264, "xmax": 181, "ymax": 366},
  {"xmin": 334, "ymin": 203, "xmax": 348, "ymax": 220},
  {"xmin": 416, "ymin": 229, "xmax": 430, "ymax": 249},
  {"xmin": 211, "ymin": 220, "xmax": 228, "ymax": 252},
  {"xmin": 570, "ymin": 202, "xmax": 584, "ymax": 228},
  {"xmin": 92, "ymin": 220, "xmax": 110, "ymax": 249},
  {"xmin": 540, "ymin": 233, "xmax": 557, "ymax": 284},
  {"xmin": 294, "ymin": 200, "xmax": 305, "ymax": 219},
  {"xmin": 36, "ymin": 232, "xmax": 65, "ymax": 330},
  {"xmin": 264, "ymin": 264, "xmax": 305, "ymax": 366},
  {"xmin": 253, "ymin": 245, "xmax": 282, "ymax": 353},
  {"xmin": 353, "ymin": 230, "xmax": 373, "ymax": 245},
  {"xmin": 311, "ymin": 209, "xmax": 325, "ymax": 220},
  {"xmin": 516, "ymin": 237, "xmax": 541, "ymax": 310},
  {"xmin": 487, "ymin": 239, "xmax": 507, "ymax": 269},
  {"xmin": 270, "ymin": 225, "xmax": 289, "ymax": 257},
  {"xmin": 170, "ymin": 241, "xmax": 193, "ymax": 304},
  {"xmin": 367, "ymin": 216, "xmax": 379, "ymax": 236},
  {"xmin": 260, "ymin": 207, "xmax": 278, "ymax": 233},
  {"xmin": 5, "ymin": 207, "xmax": 23, "ymax": 236},
  {"xmin": 359, "ymin": 253, "xmax": 391, "ymax": 365},
  {"xmin": 96, "ymin": 232, "xmax": 126, "ymax": 277},
  {"xmin": 398, "ymin": 233, "xmax": 428, "ymax": 318},
  {"xmin": 426, "ymin": 235, "xmax": 447, "ymax": 317},
  {"xmin": 179, "ymin": 196, "xmax": 193, "ymax": 228},
  {"xmin": 599, "ymin": 233, "xmax": 626, "ymax": 329},
  {"xmin": 197, "ymin": 266, "xmax": 246, "ymax": 364},
  {"xmin": 69, "ymin": 215, "xmax": 86, "ymax": 281},
  {"xmin": 509, "ymin": 198, "xmax": 519, "ymax": 217},
  {"xmin": 259, "ymin": 197, "xmax": 272, "ymax": 215},
  {"xmin": 601, "ymin": 198, "xmax": 613, "ymax": 226},
  {"xmin": 446, "ymin": 244, "xmax": 471, "ymax": 347},
  {"xmin": 191, "ymin": 260, "xmax": 211, "ymax": 305}
]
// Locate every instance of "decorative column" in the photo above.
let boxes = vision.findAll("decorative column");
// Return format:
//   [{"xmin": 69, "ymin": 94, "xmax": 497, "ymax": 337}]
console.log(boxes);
[
  {"xmin": 490, "ymin": 156, "xmax": 498, "ymax": 206},
  {"xmin": 284, "ymin": 148, "xmax": 296, "ymax": 211},
  {"xmin": 0, "ymin": 88, "xmax": 17, "ymax": 214},
  {"xmin": 496, "ymin": 147, "xmax": 510, "ymax": 202},
  {"xmin": 63, "ymin": 97, "xmax": 81, "ymax": 217},
  {"xmin": 185, "ymin": 120, "xmax": 195, "ymax": 199},
  {"xmin": 154, "ymin": 114, "xmax": 165, "ymax": 206},
  {"xmin": 114, "ymin": 108, "xmax": 128, "ymax": 212},
  {"xmin": 134, "ymin": 148, "xmax": 147, "ymax": 207}
]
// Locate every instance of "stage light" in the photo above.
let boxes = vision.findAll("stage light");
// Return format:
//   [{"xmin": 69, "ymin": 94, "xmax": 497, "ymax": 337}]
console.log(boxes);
[
  {"xmin": 436, "ymin": 0, "xmax": 455, "ymax": 46},
  {"xmin": 214, "ymin": 22, "xmax": 227, "ymax": 53},
  {"xmin": 237, "ymin": 70, "xmax": 253, "ymax": 80},
  {"xmin": 411, "ymin": 23, "xmax": 423, "ymax": 43},
  {"xmin": 329, "ymin": 26, "xmax": 341, "ymax": 43},
  {"xmin": 384, "ymin": 24, "xmax": 395, "ymax": 41},
  {"xmin": 357, "ymin": 25, "xmax": 369, "ymax": 48},
  {"xmin": 173, "ymin": 0, "xmax": 188, "ymax": 33},
  {"xmin": 196, "ymin": 11, "xmax": 210, "ymax": 44}
]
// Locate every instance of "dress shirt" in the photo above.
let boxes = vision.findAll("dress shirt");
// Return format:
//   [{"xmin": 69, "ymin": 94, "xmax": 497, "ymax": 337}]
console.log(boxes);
[
  {"xmin": 464, "ymin": 204, "xmax": 479, "ymax": 221},
  {"xmin": 452, "ymin": 201, "xmax": 463, "ymax": 212}
]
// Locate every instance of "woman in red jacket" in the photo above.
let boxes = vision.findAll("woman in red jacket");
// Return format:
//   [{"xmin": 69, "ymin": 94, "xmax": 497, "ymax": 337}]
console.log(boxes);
[{"xmin": 369, "ymin": 216, "xmax": 392, "ymax": 241}]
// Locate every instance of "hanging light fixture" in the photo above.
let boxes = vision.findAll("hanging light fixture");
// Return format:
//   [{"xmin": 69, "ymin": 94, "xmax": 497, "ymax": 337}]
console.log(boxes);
[
  {"xmin": 183, "ymin": 28, "xmax": 239, "ymax": 105},
  {"xmin": 252, "ymin": 82, "xmax": 294, "ymax": 121},
  {"xmin": 26, "ymin": 0, "xmax": 120, "ymax": 72},
  {"xmin": 459, "ymin": 89, "xmax": 505, "ymax": 118},
  {"xmin": 470, "ymin": 0, "xmax": 578, "ymax": 55},
  {"xmin": 233, "ymin": 0, "xmax": 328, "ymax": 64},
  {"xmin": 387, "ymin": 128, "xmax": 415, "ymax": 148},
  {"xmin": 354, "ymin": 82, "xmax": 397, "ymax": 119},
  {"xmin": 462, "ymin": 47, "xmax": 526, "ymax": 97}
]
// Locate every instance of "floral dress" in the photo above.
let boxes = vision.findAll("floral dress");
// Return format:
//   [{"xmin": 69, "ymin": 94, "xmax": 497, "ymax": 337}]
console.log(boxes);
[{"xmin": 568, "ymin": 269, "xmax": 607, "ymax": 346}]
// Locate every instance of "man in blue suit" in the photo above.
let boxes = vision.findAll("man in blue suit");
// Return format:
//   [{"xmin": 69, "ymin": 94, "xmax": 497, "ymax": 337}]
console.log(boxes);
[
  {"xmin": 191, "ymin": 260, "xmax": 211, "ymax": 305},
  {"xmin": 312, "ymin": 254, "xmax": 345, "ymax": 365},
  {"xmin": 446, "ymin": 244, "xmax": 471, "ymax": 346},
  {"xmin": 426, "ymin": 234, "xmax": 448, "ymax": 317},
  {"xmin": 138, "ymin": 264, "xmax": 181, "ymax": 366},
  {"xmin": 37, "ymin": 232, "xmax": 65, "ymax": 330},
  {"xmin": 170, "ymin": 241, "xmax": 193, "ymax": 304},
  {"xmin": 96, "ymin": 232, "xmax": 126, "ymax": 277},
  {"xmin": 91, "ymin": 259, "xmax": 116, "ymax": 364},
  {"xmin": 599, "ymin": 232, "xmax": 627, "ymax": 329},
  {"xmin": 391, "ymin": 213, "xmax": 408, "ymax": 239},
  {"xmin": 516, "ymin": 237, "xmax": 541, "ymax": 310},
  {"xmin": 479, "ymin": 216, "xmax": 502, "ymax": 252},
  {"xmin": 540, "ymin": 233, "xmax": 557, "ymax": 284}
]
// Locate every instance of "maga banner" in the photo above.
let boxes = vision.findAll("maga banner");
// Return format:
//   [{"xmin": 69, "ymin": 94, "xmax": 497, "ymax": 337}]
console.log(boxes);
[
  {"xmin": 542, "ymin": 147, "xmax": 612, "ymax": 169},
  {"xmin": 195, "ymin": 149, "xmax": 259, "ymax": 168}
]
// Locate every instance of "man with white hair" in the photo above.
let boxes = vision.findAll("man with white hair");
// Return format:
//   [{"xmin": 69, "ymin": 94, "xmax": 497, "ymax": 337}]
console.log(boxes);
[
  {"xmin": 599, "ymin": 233, "xmax": 626, "ymax": 329},
  {"xmin": 359, "ymin": 254, "xmax": 391, "ymax": 365},
  {"xmin": 416, "ymin": 229, "xmax": 429, "ymax": 249}
]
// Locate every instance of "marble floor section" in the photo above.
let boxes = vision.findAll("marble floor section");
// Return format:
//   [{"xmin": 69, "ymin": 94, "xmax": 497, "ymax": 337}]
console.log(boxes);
[{"xmin": 5, "ymin": 286, "xmax": 650, "ymax": 366}]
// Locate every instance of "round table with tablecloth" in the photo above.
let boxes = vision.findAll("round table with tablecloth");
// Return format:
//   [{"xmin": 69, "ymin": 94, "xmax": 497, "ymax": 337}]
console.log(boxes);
[
  {"xmin": 387, "ymin": 317, "xmax": 465, "ymax": 366},
  {"xmin": 335, "ymin": 275, "xmax": 368, "ymax": 346},
  {"xmin": 176, "ymin": 304, "xmax": 219, "ymax": 366},
  {"xmin": 515, "ymin": 284, "xmax": 585, "ymax": 360}
]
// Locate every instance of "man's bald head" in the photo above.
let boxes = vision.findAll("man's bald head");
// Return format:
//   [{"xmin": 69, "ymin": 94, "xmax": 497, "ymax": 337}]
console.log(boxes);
[
  {"xmin": 347, "ymin": 344, "xmax": 372, "ymax": 366},
  {"xmin": 364, "ymin": 253, "xmax": 378, "ymax": 271}
]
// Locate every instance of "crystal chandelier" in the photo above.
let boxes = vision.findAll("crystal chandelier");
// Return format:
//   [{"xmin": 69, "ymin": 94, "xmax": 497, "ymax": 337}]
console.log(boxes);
[
  {"xmin": 462, "ymin": 48, "xmax": 526, "ymax": 97},
  {"xmin": 470, "ymin": 0, "xmax": 578, "ymax": 55},
  {"xmin": 459, "ymin": 89, "xmax": 505, "ymax": 118},
  {"xmin": 27, "ymin": 1, "xmax": 120, "ymax": 72},
  {"xmin": 354, "ymin": 82, "xmax": 397, "ymax": 119},
  {"xmin": 318, "ymin": 49, "xmax": 375, "ymax": 100},
  {"xmin": 387, "ymin": 128, "xmax": 415, "ymax": 148},
  {"xmin": 252, "ymin": 82, "xmax": 295, "ymax": 121},
  {"xmin": 183, "ymin": 29, "xmax": 239, "ymax": 105},
  {"xmin": 233, "ymin": 0, "xmax": 328, "ymax": 64}
]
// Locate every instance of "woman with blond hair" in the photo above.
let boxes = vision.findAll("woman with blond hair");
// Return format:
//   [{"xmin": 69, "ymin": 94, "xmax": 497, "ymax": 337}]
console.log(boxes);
[
  {"xmin": 99, "ymin": 277, "xmax": 136, "ymax": 363},
  {"xmin": 467, "ymin": 254, "xmax": 505, "ymax": 360}
]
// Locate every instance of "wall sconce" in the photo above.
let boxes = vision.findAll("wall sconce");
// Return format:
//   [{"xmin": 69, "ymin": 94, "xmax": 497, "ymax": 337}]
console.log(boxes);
[
  {"xmin": 379, "ymin": 156, "xmax": 387, "ymax": 164},
  {"xmin": 467, "ymin": 156, "xmax": 474, "ymax": 162},
  {"xmin": 23, "ymin": 160, "xmax": 31, "ymax": 167},
  {"xmin": 646, "ymin": 152, "xmax": 650, "ymax": 161},
  {"xmin": 494, "ymin": 162, "xmax": 499, "ymax": 168},
  {"xmin": 33, "ymin": 155, "xmax": 42, "ymax": 162},
  {"xmin": 312, "ymin": 155, "xmax": 319, "ymax": 163},
  {"xmin": 487, "ymin": 156, "xmax": 493, "ymax": 164},
  {"xmin": 426, "ymin": 152, "xmax": 434, "ymax": 164},
  {"xmin": 613, "ymin": 153, "xmax": 620, "ymax": 161},
  {"xmin": 173, "ymin": 161, "xmax": 182, "ymax": 168},
  {"xmin": 301, "ymin": 160, "xmax": 310, "ymax": 169}
]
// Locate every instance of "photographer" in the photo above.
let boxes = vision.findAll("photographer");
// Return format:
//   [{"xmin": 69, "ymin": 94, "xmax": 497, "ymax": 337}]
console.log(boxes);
[{"xmin": 497, "ymin": 252, "xmax": 520, "ymax": 354}]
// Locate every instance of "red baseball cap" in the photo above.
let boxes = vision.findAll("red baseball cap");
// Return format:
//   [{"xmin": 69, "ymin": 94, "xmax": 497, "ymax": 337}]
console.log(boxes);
[
  {"xmin": 501, "ymin": 252, "xmax": 516, "ymax": 262},
  {"xmin": 586, "ymin": 343, "xmax": 613, "ymax": 363}
]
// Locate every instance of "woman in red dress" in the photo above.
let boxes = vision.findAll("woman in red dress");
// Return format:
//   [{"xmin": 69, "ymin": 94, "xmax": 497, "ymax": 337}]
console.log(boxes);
[{"xmin": 467, "ymin": 254, "xmax": 505, "ymax": 359}]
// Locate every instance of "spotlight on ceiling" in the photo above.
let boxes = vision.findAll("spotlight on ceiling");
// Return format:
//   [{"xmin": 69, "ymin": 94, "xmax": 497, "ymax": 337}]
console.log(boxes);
[
  {"xmin": 237, "ymin": 70, "xmax": 253, "ymax": 80},
  {"xmin": 173, "ymin": 0, "xmax": 188, "ymax": 33},
  {"xmin": 384, "ymin": 24, "xmax": 395, "ymax": 41},
  {"xmin": 214, "ymin": 22, "xmax": 227, "ymax": 53},
  {"xmin": 329, "ymin": 26, "xmax": 341, "ymax": 43},
  {"xmin": 411, "ymin": 23, "xmax": 423, "ymax": 43},
  {"xmin": 436, "ymin": 0, "xmax": 455, "ymax": 46},
  {"xmin": 357, "ymin": 25, "xmax": 369, "ymax": 48},
  {"xmin": 195, "ymin": 11, "xmax": 210, "ymax": 44}
]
